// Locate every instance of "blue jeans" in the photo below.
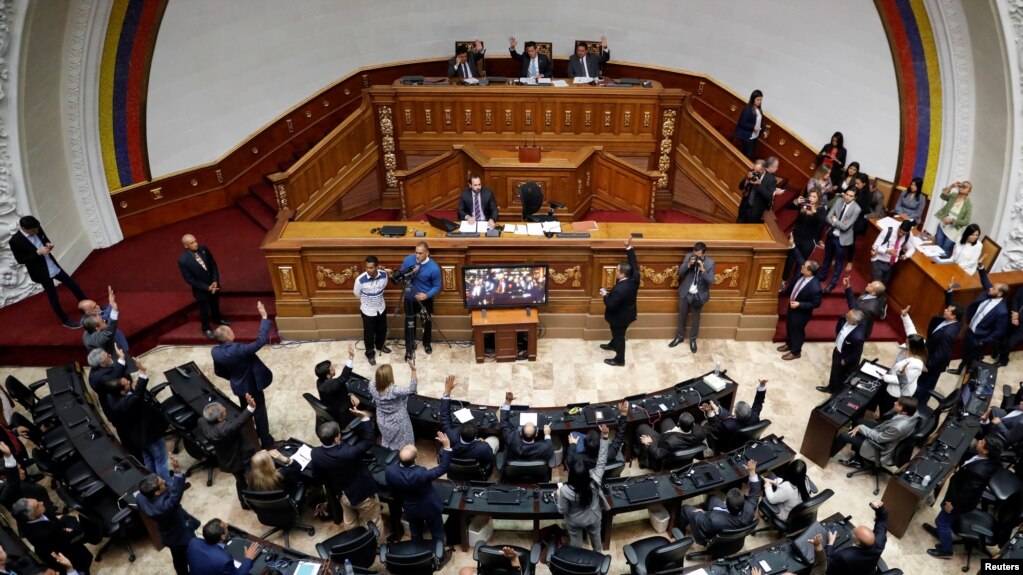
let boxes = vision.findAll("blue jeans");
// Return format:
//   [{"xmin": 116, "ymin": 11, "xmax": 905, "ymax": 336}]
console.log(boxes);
[
  {"xmin": 935, "ymin": 226, "xmax": 956, "ymax": 257},
  {"xmin": 935, "ymin": 508, "xmax": 956, "ymax": 552},
  {"xmin": 142, "ymin": 439, "xmax": 170, "ymax": 481}
]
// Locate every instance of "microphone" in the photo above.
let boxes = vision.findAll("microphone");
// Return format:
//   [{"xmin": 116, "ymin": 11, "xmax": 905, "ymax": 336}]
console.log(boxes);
[{"xmin": 549, "ymin": 201, "xmax": 567, "ymax": 210}]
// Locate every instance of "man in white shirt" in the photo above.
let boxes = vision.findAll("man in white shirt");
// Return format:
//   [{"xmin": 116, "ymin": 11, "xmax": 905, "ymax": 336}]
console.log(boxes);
[
  {"xmin": 352, "ymin": 256, "xmax": 390, "ymax": 366},
  {"xmin": 870, "ymin": 220, "xmax": 916, "ymax": 283},
  {"xmin": 819, "ymin": 309, "xmax": 867, "ymax": 394}
]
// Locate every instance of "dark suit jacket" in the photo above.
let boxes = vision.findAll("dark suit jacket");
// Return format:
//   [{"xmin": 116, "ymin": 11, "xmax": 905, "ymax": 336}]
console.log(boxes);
[
  {"xmin": 833, "ymin": 319, "xmax": 867, "ymax": 368},
  {"xmin": 186, "ymin": 538, "xmax": 253, "ymax": 575},
  {"xmin": 212, "ymin": 318, "xmax": 274, "ymax": 396},
  {"xmin": 566, "ymin": 49, "xmax": 610, "ymax": 78},
  {"xmin": 733, "ymin": 105, "xmax": 760, "ymax": 141},
  {"xmin": 845, "ymin": 289, "xmax": 886, "ymax": 338},
  {"xmin": 456, "ymin": 188, "xmax": 499, "ymax": 222},
  {"xmin": 943, "ymin": 456, "xmax": 1000, "ymax": 514},
  {"xmin": 102, "ymin": 374, "xmax": 166, "ymax": 450},
  {"xmin": 0, "ymin": 464, "xmax": 55, "ymax": 514},
  {"xmin": 8, "ymin": 228, "xmax": 61, "ymax": 283},
  {"xmin": 198, "ymin": 409, "xmax": 256, "ymax": 474},
  {"xmin": 603, "ymin": 248, "xmax": 639, "ymax": 327},
  {"xmin": 83, "ymin": 312, "xmax": 120, "ymax": 357},
  {"xmin": 705, "ymin": 388, "xmax": 766, "ymax": 445},
  {"xmin": 783, "ymin": 247, "xmax": 823, "ymax": 321},
  {"xmin": 88, "ymin": 359, "xmax": 128, "ymax": 392},
  {"xmin": 447, "ymin": 51, "xmax": 485, "ymax": 78},
  {"xmin": 317, "ymin": 362, "xmax": 353, "ymax": 429},
  {"xmin": 509, "ymin": 48, "xmax": 552, "ymax": 77},
  {"xmin": 566, "ymin": 415, "xmax": 627, "ymax": 470},
  {"xmin": 642, "ymin": 426, "xmax": 705, "ymax": 467},
  {"xmin": 688, "ymin": 477, "xmax": 762, "ymax": 545},
  {"xmin": 747, "ymin": 172, "xmax": 777, "ymax": 223},
  {"xmin": 178, "ymin": 245, "xmax": 220, "ymax": 299},
  {"xmin": 137, "ymin": 472, "xmax": 199, "ymax": 547},
  {"xmin": 19, "ymin": 515, "xmax": 93, "ymax": 573},
  {"xmin": 309, "ymin": 420, "xmax": 378, "ymax": 505},
  {"xmin": 440, "ymin": 396, "xmax": 495, "ymax": 473},
  {"xmin": 500, "ymin": 409, "xmax": 553, "ymax": 463},
  {"xmin": 925, "ymin": 315, "xmax": 959, "ymax": 372},
  {"xmin": 966, "ymin": 268, "xmax": 1010, "ymax": 343},
  {"xmin": 385, "ymin": 449, "xmax": 452, "ymax": 520},
  {"xmin": 825, "ymin": 506, "xmax": 888, "ymax": 575},
  {"xmin": 677, "ymin": 254, "xmax": 715, "ymax": 306}
]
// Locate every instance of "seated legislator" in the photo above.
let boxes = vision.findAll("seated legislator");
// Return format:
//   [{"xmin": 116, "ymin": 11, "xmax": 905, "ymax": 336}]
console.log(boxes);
[
  {"xmin": 499, "ymin": 392, "xmax": 554, "ymax": 467},
  {"xmin": 441, "ymin": 376, "xmax": 499, "ymax": 477},
  {"xmin": 508, "ymin": 37, "xmax": 551, "ymax": 78},
  {"xmin": 635, "ymin": 411, "xmax": 706, "ymax": 469},
  {"xmin": 832, "ymin": 396, "xmax": 919, "ymax": 468},
  {"xmin": 565, "ymin": 401, "xmax": 629, "ymax": 472},
  {"xmin": 247, "ymin": 449, "xmax": 302, "ymax": 500},
  {"xmin": 457, "ymin": 174, "xmax": 498, "ymax": 226},
  {"xmin": 315, "ymin": 344, "xmax": 356, "ymax": 430},
  {"xmin": 566, "ymin": 37, "xmax": 609, "ymax": 78},
  {"xmin": 700, "ymin": 380, "xmax": 767, "ymax": 451},
  {"xmin": 678, "ymin": 459, "xmax": 762, "ymax": 545},
  {"xmin": 981, "ymin": 394, "xmax": 1023, "ymax": 447},
  {"xmin": 762, "ymin": 459, "xmax": 811, "ymax": 522},
  {"xmin": 448, "ymin": 39, "xmax": 485, "ymax": 79},
  {"xmin": 187, "ymin": 519, "xmax": 259, "ymax": 575}
]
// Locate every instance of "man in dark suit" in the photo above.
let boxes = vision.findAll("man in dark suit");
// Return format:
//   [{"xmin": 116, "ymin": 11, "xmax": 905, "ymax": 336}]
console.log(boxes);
[
  {"xmin": 927, "ymin": 434, "xmax": 1004, "ymax": 558},
  {"xmin": 981, "ymin": 403, "xmax": 1023, "ymax": 448},
  {"xmin": 566, "ymin": 400, "xmax": 629, "ymax": 472},
  {"xmin": 11, "ymin": 497, "xmax": 93, "ymax": 574},
  {"xmin": 86, "ymin": 347, "xmax": 128, "ymax": 393},
  {"xmin": 499, "ymin": 391, "xmax": 554, "ymax": 469},
  {"xmin": 600, "ymin": 238, "xmax": 639, "ymax": 366},
  {"xmin": 508, "ymin": 37, "xmax": 551, "ymax": 78},
  {"xmin": 309, "ymin": 410, "xmax": 382, "ymax": 532},
  {"xmin": 315, "ymin": 344, "xmax": 355, "ymax": 429},
  {"xmin": 843, "ymin": 277, "xmax": 887, "ymax": 339},
  {"xmin": 447, "ymin": 40, "xmax": 485, "ymax": 79},
  {"xmin": 679, "ymin": 459, "xmax": 762, "ymax": 545},
  {"xmin": 948, "ymin": 264, "xmax": 1010, "ymax": 374},
  {"xmin": 8, "ymin": 215, "xmax": 88, "ymax": 328},
  {"xmin": 384, "ymin": 431, "xmax": 453, "ymax": 542},
  {"xmin": 211, "ymin": 301, "xmax": 275, "ymax": 447},
  {"xmin": 0, "ymin": 443, "xmax": 54, "ymax": 514},
  {"xmin": 566, "ymin": 37, "xmax": 609, "ymax": 78},
  {"xmin": 178, "ymin": 234, "xmax": 230, "ymax": 339},
  {"xmin": 186, "ymin": 519, "xmax": 259, "ymax": 575},
  {"xmin": 99, "ymin": 359, "xmax": 170, "ymax": 480},
  {"xmin": 994, "ymin": 284, "xmax": 1023, "ymax": 366},
  {"xmin": 906, "ymin": 292, "xmax": 962, "ymax": 401},
  {"xmin": 197, "ymin": 395, "xmax": 258, "ymax": 507},
  {"xmin": 78, "ymin": 291, "xmax": 129, "ymax": 354},
  {"xmin": 635, "ymin": 411, "xmax": 705, "ymax": 469},
  {"xmin": 82, "ymin": 286, "xmax": 122, "ymax": 357},
  {"xmin": 735, "ymin": 160, "xmax": 765, "ymax": 223},
  {"xmin": 456, "ymin": 174, "xmax": 498, "ymax": 226},
  {"xmin": 780, "ymin": 239, "xmax": 822, "ymax": 360},
  {"xmin": 137, "ymin": 456, "xmax": 200, "ymax": 575},
  {"xmin": 744, "ymin": 157, "xmax": 780, "ymax": 224},
  {"xmin": 670, "ymin": 242, "xmax": 715, "ymax": 353},
  {"xmin": 701, "ymin": 380, "xmax": 767, "ymax": 451},
  {"xmin": 441, "ymin": 376, "xmax": 498, "ymax": 478},
  {"xmin": 825, "ymin": 501, "xmax": 888, "ymax": 574},
  {"xmin": 819, "ymin": 309, "xmax": 868, "ymax": 394}
]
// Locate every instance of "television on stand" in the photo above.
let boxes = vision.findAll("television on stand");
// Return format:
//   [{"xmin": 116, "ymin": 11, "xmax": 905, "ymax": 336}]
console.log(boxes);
[{"xmin": 462, "ymin": 263, "xmax": 549, "ymax": 317}]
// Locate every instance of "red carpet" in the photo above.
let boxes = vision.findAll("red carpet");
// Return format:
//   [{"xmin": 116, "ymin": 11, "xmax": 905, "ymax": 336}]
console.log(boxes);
[{"xmin": 655, "ymin": 210, "xmax": 709, "ymax": 224}]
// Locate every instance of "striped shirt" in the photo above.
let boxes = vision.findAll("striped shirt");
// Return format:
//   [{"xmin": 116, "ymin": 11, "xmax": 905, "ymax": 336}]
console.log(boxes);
[{"xmin": 353, "ymin": 271, "xmax": 388, "ymax": 315}]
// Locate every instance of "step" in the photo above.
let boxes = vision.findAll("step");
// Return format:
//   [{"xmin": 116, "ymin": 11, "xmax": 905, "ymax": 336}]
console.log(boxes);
[
  {"xmin": 237, "ymin": 195, "xmax": 276, "ymax": 232},
  {"xmin": 183, "ymin": 295, "xmax": 277, "ymax": 321},
  {"xmin": 250, "ymin": 181, "xmax": 279, "ymax": 212},
  {"xmin": 157, "ymin": 319, "xmax": 274, "ymax": 346}
]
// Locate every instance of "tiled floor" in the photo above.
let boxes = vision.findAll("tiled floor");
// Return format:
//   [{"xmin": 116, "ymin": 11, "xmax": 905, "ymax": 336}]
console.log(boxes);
[{"xmin": 5, "ymin": 336, "xmax": 1016, "ymax": 574}]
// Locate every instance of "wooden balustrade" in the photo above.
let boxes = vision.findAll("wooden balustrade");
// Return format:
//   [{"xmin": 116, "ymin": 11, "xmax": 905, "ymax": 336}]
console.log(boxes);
[{"xmin": 674, "ymin": 96, "xmax": 750, "ymax": 222}]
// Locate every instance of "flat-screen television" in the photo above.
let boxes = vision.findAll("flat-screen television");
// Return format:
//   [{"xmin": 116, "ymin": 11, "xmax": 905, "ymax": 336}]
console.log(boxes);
[{"xmin": 462, "ymin": 264, "xmax": 549, "ymax": 309}]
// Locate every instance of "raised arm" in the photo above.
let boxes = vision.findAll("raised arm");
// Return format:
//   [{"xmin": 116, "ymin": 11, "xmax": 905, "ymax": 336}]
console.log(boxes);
[{"xmin": 589, "ymin": 438, "xmax": 610, "ymax": 485}]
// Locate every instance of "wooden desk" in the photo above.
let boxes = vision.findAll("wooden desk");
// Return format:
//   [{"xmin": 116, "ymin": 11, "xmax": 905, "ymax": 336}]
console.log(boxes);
[
  {"xmin": 799, "ymin": 360, "xmax": 888, "ymax": 468},
  {"xmin": 471, "ymin": 308, "xmax": 539, "ymax": 362}
]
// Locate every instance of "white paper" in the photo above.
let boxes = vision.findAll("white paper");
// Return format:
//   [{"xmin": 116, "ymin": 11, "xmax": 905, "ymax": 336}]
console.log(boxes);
[
  {"xmin": 759, "ymin": 560, "xmax": 772, "ymax": 571},
  {"xmin": 454, "ymin": 407, "xmax": 475, "ymax": 424},
  {"xmin": 503, "ymin": 224, "xmax": 517, "ymax": 233},
  {"xmin": 294, "ymin": 562, "xmax": 321, "ymax": 575},
  {"xmin": 919, "ymin": 245, "xmax": 946, "ymax": 257},
  {"xmin": 526, "ymin": 223, "xmax": 544, "ymax": 236},
  {"xmin": 876, "ymin": 216, "xmax": 900, "ymax": 229},
  {"xmin": 291, "ymin": 444, "xmax": 313, "ymax": 470},
  {"xmin": 537, "ymin": 78, "xmax": 553, "ymax": 85},
  {"xmin": 702, "ymin": 374, "xmax": 727, "ymax": 391},
  {"xmin": 859, "ymin": 362, "xmax": 887, "ymax": 379},
  {"xmin": 519, "ymin": 412, "xmax": 538, "ymax": 427},
  {"xmin": 541, "ymin": 221, "xmax": 562, "ymax": 233},
  {"xmin": 552, "ymin": 79, "xmax": 569, "ymax": 87},
  {"xmin": 519, "ymin": 77, "xmax": 537, "ymax": 85},
  {"xmin": 462, "ymin": 78, "xmax": 480, "ymax": 85},
  {"xmin": 233, "ymin": 560, "xmax": 243, "ymax": 569},
  {"xmin": 514, "ymin": 225, "xmax": 528, "ymax": 235},
  {"xmin": 658, "ymin": 403, "xmax": 668, "ymax": 412},
  {"xmin": 459, "ymin": 221, "xmax": 488, "ymax": 233},
  {"xmin": 573, "ymin": 77, "xmax": 594, "ymax": 84}
]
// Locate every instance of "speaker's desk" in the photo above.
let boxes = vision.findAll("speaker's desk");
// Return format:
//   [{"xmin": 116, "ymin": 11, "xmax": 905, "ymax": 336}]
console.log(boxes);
[{"xmin": 471, "ymin": 308, "xmax": 539, "ymax": 362}]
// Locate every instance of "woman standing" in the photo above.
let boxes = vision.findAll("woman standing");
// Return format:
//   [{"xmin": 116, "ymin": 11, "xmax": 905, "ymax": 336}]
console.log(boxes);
[
  {"xmin": 556, "ymin": 435, "xmax": 610, "ymax": 551},
  {"xmin": 934, "ymin": 223, "xmax": 982, "ymax": 276},
  {"xmin": 864, "ymin": 177, "xmax": 887, "ymax": 220},
  {"xmin": 933, "ymin": 181, "xmax": 973, "ymax": 257},
  {"xmin": 734, "ymin": 90, "xmax": 764, "ymax": 160},
  {"xmin": 817, "ymin": 132, "xmax": 847, "ymax": 187},
  {"xmin": 805, "ymin": 165, "xmax": 834, "ymax": 204},
  {"xmin": 894, "ymin": 177, "xmax": 926, "ymax": 223},
  {"xmin": 763, "ymin": 459, "xmax": 811, "ymax": 521},
  {"xmin": 873, "ymin": 317, "xmax": 927, "ymax": 415},
  {"xmin": 370, "ymin": 360, "xmax": 418, "ymax": 450},
  {"xmin": 781, "ymin": 188, "xmax": 827, "ymax": 283}
]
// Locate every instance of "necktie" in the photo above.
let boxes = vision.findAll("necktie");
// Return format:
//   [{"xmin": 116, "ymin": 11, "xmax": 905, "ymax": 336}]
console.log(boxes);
[
  {"xmin": 790, "ymin": 277, "xmax": 807, "ymax": 302},
  {"xmin": 529, "ymin": 58, "xmax": 538, "ymax": 77},
  {"xmin": 473, "ymin": 192, "xmax": 483, "ymax": 221},
  {"xmin": 194, "ymin": 252, "xmax": 208, "ymax": 272},
  {"xmin": 463, "ymin": 62, "xmax": 472, "ymax": 79},
  {"xmin": 889, "ymin": 237, "xmax": 902, "ymax": 264},
  {"xmin": 582, "ymin": 56, "xmax": 589, "ymax": 77}
]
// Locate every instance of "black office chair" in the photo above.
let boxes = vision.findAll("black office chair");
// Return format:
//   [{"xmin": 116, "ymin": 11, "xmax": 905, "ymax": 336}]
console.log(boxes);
[
  {"xmin": 546, "ymin": 545, "xmax": 611, "ymax": 575},
  {"xmin": 303, "ymin": 392, "xmax": 338, "ymax": 432},
  {"xmin": 685, "ymin": 521, "xmax": 758, "ymax": 561},
  {"xmin": 756, "ymin": 489, "xmax": 834, "ymax": 535},
  {"xmin": 315, "ymin": 521, "xmax": 379, "ymax": 569},
  {"xmin": 718, "ymin": 419, "xmax": 772, "ymax": 453},
  {"xmin": 55, "ymin": 484, "xmax": 136, "ymax": 562},
  {"xmin": 649, "ymin": 445, "xmax": 705, "ymax": 472},
  {"xmin": 5, "ymin": 375, "xmax": 56, "ymax": 426},
  {"xmin": 912, "ymin": 403, "xmax": 938, "ymax": 446},
  {"xmin": 603, "ymin": 455, "xmax": 626, "ymax": 479},
  {"xmin": 502, "ymin": 459, "xmax": 550, "ymax": 483},
  {"xmin": 379, "ymin": 538, "xmax": 444, "ymax": 574},
  {"xmin": 473, "ymin": 541, "xmax": 541, "ymax": 575},
  {"xmin": 981, "ymin": 468, "xmax": 1023, "ymax": 510},
  {"xmin": 847, "ymin": 415, "xmax": 929, "ymax": 495},
  {"xmin": 926, "ymin": 387, "xmax": 961, "ymax": 417},
  {"xmin": 148, "ymin": 381, "xmax": 196, "ymax": 454},
  {"xmin": 623, "ymin": 527, "xmax": 693, "ymax": 575},
  {"xmin": 518, "ymin": 182, "xmax": 558, "ymax": 223},
  {"xmin": 950, "ymin": 509, "xmax": 996, "ymax": 573},
  {"xmin": 241, "ymin": 489, "xmax": 315, "ymax": 547},
  {"xmin": 448, "ymin": 457, "xmax": 492, "ymax": 482}
]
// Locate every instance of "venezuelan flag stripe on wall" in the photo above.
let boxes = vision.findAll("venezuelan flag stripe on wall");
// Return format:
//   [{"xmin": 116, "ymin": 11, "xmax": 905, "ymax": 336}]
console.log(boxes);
[
  {"xmin": 876, "ymin": 0, "xmax": 942, "ymax": 195},
  {"xmin": 99, "ymin": 0, "xmax": 167, "ymax": 190}
]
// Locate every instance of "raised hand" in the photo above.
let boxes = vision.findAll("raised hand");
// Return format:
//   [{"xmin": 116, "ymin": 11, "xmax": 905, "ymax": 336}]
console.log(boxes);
[
  {"xmin": 406, "ymin": 358, "xmax": 417, "ymax": 371},
  {"xmin": 640, "ymin": 434, "xmax": 653, "ymax": 446},
  {"xmin": 745, "ymin": 459, "xmax": 757, "ymax": 476},
  {"xmin": 436, "ymin": 430, "xmax": 451, "ymax": 449},
  {"xmin": 347, "ymin": 344, "xmax": 355, "ymax": 360},
  {"xmin": 600, "ymin": 35, "xmax": 607, "ymax": 48},
  {"xmin": 811, "ymin": 533, "xmax": 824, "ymax": 551},
  {"xmin": 245, "ymin": 393, "xmax": 257, "ymax": 409},
  {"xmin": 568, "ymin": 434, "xmax": 579, "ymax": 446},
  {"xmin": 827, "ymin": 530, "xmax": 837, "ymax": 546},
  {"xmin": 508, "ymin": 36, "xmax": 517, "ymax": 48},
  {"xmin": 475, "ymin": 38, "xmax": 483, "ymax": 51},
  {"xmin": 543, "ymin": 424, "xmax": 552, "ymax": 438},
  {"xmin": 618, "ymin": 400, "xmax": 629, "ymax": 414},
  {"xmin": 625, "ymin": 236, "xmax": 632, "ymax": 249},
  {"xmin": 256, "ymin": 301, "xmax": 267, "ymax": 319},
  {"xmin": 170, "ymin": 455, "xmax": 181, "ymax": 473},
  {"xmin": 114, "ymin": 343, "xmax": 125, "ymax": 360},
  {"xmin": 444, "ymin": 375, "xmax": 457, "ymax": 395},
  {"xmin": 505, "ymin": 391, "xmax": 514, "ymax": 404},
  {"xmin": 841, "ymin": 276, "xmax": 850, "ymax": 289},
  {"xmin": 901, "ymin": 305, "xmax": 911, "ymax": 317}
]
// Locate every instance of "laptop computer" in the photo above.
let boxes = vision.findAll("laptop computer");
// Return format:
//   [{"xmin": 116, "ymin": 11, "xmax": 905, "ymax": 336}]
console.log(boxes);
[
  {"xmin": 690, "ymin": 464, "xmax": 725, "ymax": 488},
  {"xmin": 835, "ymin": 397, "xmax": 862, "ymax": 417},
  {"xmin": 937, "ymin": 426, "xmax": 965, "ymax": 450},
  {"xmin": 426, "ymin": 213, "xmax": 459, "ymax": 233},
  {"xmin": 379, "ymin": 225, "xmax": 407, "ymax": 237},
  {"xmin": 623, "ymin": 480, "xmax": 659, "ymax": 503},
  {"xmin": 584, "ymin": 405, "xmax": 612, "ymax": 425},
  {"xmin": 486, "ymin": 486, "xmax": 523, "ymax": 505}
]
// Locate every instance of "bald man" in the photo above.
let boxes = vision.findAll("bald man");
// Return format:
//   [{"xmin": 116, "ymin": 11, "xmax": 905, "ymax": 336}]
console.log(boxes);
[
  {"xmin": 825, "ymin": 500, "xmax": 888, "ymax": 574},
  {"xmin": 178, "ymin": 234, "xmax": 230, "ymax": 339},
  {"xmin": 384, "ymin": 432, "xmax": 452, "ymax": 543}
]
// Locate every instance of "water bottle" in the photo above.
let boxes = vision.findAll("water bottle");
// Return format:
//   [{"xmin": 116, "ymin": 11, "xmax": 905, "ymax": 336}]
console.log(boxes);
[
  {"xmin": 921, "ymin": 474, "xmax": 931, "ymax": 487},
  {"xmin": 714, "ymin": 361, "xmax": 721, "ymax": 376},
  {"xmin": 343, "ymin": 558, "xmax": 354, "ymax": 575}
]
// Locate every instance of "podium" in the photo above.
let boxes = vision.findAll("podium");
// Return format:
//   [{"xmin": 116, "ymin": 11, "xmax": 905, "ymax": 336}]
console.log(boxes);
[
  {"xmin": 471, "ymin": 309, "xmax": 539, "ymax": 363},
  {"xmin": 517, "ymin": 145, "xmax": 541, "ymax": 163}
]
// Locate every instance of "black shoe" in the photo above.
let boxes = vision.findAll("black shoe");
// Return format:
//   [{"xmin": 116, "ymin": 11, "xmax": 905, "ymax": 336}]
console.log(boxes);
[
  {"xmin": 424, "ymin": 344, "xmax": 432, "ymax": 354},
  {"xmin": 947, "ymin": 366, "xmax": 963, "ymax": 375},
  {"xmin": 999, "ymin": 358, "xmax": 1010, "ymax": 367},
  {"xmin": 690, "ymin": 339, "xmax": 698, "ymax": 353},
  {"xmin": 926, "ymin": 548, "xmax": 952, "ymax": 559},
  {"xmin": 379, "ymin": 346, "xmax": 392, "ymax": 354},
  {"xmin": 367, "ymin": 356, "xmax": 376, "ymax": 366},
  {"xmin": 183, "ymin": 482, "xmax": 193, "ymax": 491},
  {"xmin": 668, "ymin": 337, "xmax": 683, "ymax": 348},
  {"xmin": 815, "ymin": 386, "xmax": 832, "ymax": 393},
  {"xmin": 822, "ymin": 287, "xmax": 833, "ymax": 295},
  {"xmin": 604, "ymin": 358, "xmax": 625, "ymax": 367},
  {"xmin": 599, "ymin": 343, "xmax": 614, "ymax": 351},
  {"xmin": 62, "ymin": 320, "xmax": 81, "ymax": 329},
  {"xmin": 204, "ymin": 329, "xmax": 215, "ymax": 339},
  {"xmin": 922, "ymin": 523, "xmax": 938, "ymax": 538},
  {"xmin": 839, "ymin": 458, "xmax": 863, "ymax": 469},
  {"xmin": 216, "ymin": 318, "xmax": 232, "ymax": 326}
]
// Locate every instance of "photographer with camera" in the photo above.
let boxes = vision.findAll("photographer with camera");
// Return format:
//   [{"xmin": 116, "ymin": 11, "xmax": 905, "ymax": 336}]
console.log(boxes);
[
  {"xmin": 393, "ymin": 242, "xmax": 441, "ymax": 360},
  {"xmin": 736, "ymin": 160, "xmax": 764, "ymax": 223},
  {"xmin": 932, "ymin": 180, "xmax": 973, "ymax": 257},
  {"xmin": 669, "ymin": 242, "xmax": 715, "ymax": 353},
  {"xmin": 738, "ymin": 157, "xmax": 781, "ymax": 224}
]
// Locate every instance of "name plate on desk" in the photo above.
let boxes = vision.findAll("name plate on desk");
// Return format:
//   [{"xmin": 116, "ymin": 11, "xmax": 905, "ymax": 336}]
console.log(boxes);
[{"xmin": 518, "ymin": 146, "xmax": 541, "ymax": 163}]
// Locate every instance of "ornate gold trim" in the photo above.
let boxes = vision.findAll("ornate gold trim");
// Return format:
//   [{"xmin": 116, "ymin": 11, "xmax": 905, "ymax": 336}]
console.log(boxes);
[
  {"xmin": 378, "ymin": 107, "xmax": 397, "ymax": 187},
  {"xmin": 504, "ymin": 109, "xmax": 512, "ymax": 126},
  {"xmin": 584, "ymin": 110, "xmax": 592, "ymax": 127},
  {"xmin": 544, "ymin": 109, "xmax": 552, "ymax": 127},
  {"xmin": 714, "ymin": 265, "xmax": 740, "ymax": 288},
  {"xmin": 525, "ymin": 109, "xmax": 533, "ymax": 126},
  {"xmin": 757, "ymin": 266, "xmax": 775, "ymax": 291},
  {"xmin": 464, "ymin": 109, "xmax": 472, "ymax": 126},
  {"xmin": 602, "ymin": 266, "xmax": 618, "ymax": 289},
  {"xmin": 624, "ymin": 110, "xmax": 632, "ymax": 128},
  {"xmin": 484, "ymin": 108, "xmax": 493, "ymax": 126},
  {"xmin": 286, "ymin": 119, "xmax": 294, "ymax": 133},
  {"xmin": 643, "ymin": 111, "xmax": 651, "ymax": 127},
  {"xmin": 603, "ymin": 110, "xmax": 612, "ymax": 127},
  {"xmin": 564, "ymin": 110, "xmax": 572, "ymax": 127},
  {"xmin": 639, "ymin": 265, "xmax": 680, "ymax": 288},
  {"xmin": 656, "ymin": 109, "xmax": 677, "ymax": 189},
  {"xmin": 315, "ymin": 265, "xmax": 360, "ymax": 288},
  {"xmin": 278, "ymin": 266, "xmax": 297, "ymax": 292},
  {"xmin": 550, "ymin": 266, "xmax": 582, "ymax": 287},
  {"xmin": 442, "ymin": 266, "xmax": 455, "ymax": 291},
  {"xmin": 273, "ymin": 183, "xmax": 289, "ymax": 209},
  {"xmin": 150, "ymin": 187, "xmax": 163, "ymax": 200},
  {"xmin": 425, "ymin": 108, "xmax": 433, "ymax": 125},
  {"xmin": 215, "ymin": 169, "xmax": 223, "ymax": 184},
  {"xmin": 444, "ymin": 108, "xmax": 452, "ymax": 126},
  {"xmin": 403, "ymin": 108, "xmax": 412, "ymax": 126}
]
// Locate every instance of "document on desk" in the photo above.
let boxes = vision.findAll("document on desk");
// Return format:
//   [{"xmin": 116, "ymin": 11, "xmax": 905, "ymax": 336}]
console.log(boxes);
[
  {"xmin": 293, "ymin": 562, "xmax": 320, "ymax": 575},
  {"xmin": 876, "ymin": 216, "xmax": 900, "ymax": 230},
  {"xmin": 519, "ymin": 412, "xmax": 538, "ymax": 427},
  {"xmin": 918, "ymin": 244, "xmax": 946, "ymax": 257},
  {"xmin": 541, "ymin": 221, "xmax": 562, "ymax": 233},
  {"xmin": 460, "ymin": 221, "xmax": 489, "ymax": 233},
  {"xmin": 859, "ymin": 362, "xmax": 887, "ymax": 379},
  {"xmin": 552, "ymin": 79, "xmax": 569, "ymax": 87},
  {"xmin": 687, "ymin": 569, "xmax": 709, "ymax": 575},
  {"xmin": 519, "ymin": 77, "xmax": 537, "ymax": 85},
  {"xmin": 454, "ymin": 407, "xmax": 475, "ymax": 423},
  {"xmin": 514, "ymin": 225, "xmax": 528, "ymax": 235},
  {"xmin": 503, "ymin": 224, "xmax": 517, "ymax": 234},
  {"xmin": 702, "ymin": 373, "xmax": 728, "ymax": 391},
  {"xmin": 526, "ymin": 223, "xmax": 544, "ymax": 236},
  {"xmin": 290, "ymin": 444, "xmax": 313, "ymax": 470},
  {"xmin": 462, "ymin": 78, "xmax": 480, "ymax": 85},
  {"xmin": 573, "ymin": 76, "xmax": 594, "ymax": 84},
  {"xmin": 538, "ymin": 78, "xmax": 553, "ymax": 85}
]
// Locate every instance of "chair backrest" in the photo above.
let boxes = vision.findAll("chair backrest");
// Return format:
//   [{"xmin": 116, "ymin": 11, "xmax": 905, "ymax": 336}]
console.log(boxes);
[
  {"xmin": 4, "ymin": 376, "xmax": 37, "ymax": 409},
  {"xmin": 449, "ymin": 457, "xmax": 488, "ymax": 482},
  {"xmin": 528, "ymin": 41, "xmax": 553, "ymax": 58},
  {"xmin": 785, "ymin": 489, "xmax": 834, "ymax": 532},
  {"xmin": 241, "ymin": 490, "xmax": 299, "ymax": 529},
  {"xmin": 603, "ymin": 459, "xmax": 626, "ymax": 479},
  {"xmin": 303, "ymin": 392, "xmax": 337, "ymax": 429},
  {"xmin": 476, "ymin": 543, "xmax": 526, "ymax": 574},
  {"xmin": 980, "ymin": 235, "xmax": 1002, "ymax": 270},
  {"xmin": 381, "ymin": 540, "xmax": 439, "ymax": 574},
  {"xmin": 645, "ymin": 536, "xmax": 693, "ymax": 573},
  {"xmin": 574, "ymin": 40, "xmax": 603, "ymax": 55},
  {"xmin": 518, "ymin": 182, "xmax": 545, "ymax": 220},
  {"xmin": 933, "ymin": 388, "xmax": 961, "ymax": 416},
  {"xmin": 661, "ymin": 445, "xmax": 706, "ymax": 471},
  {"xmin": 328, "ymin": 523, "xmax": 379, "ymax": 569},
  {"xmin": 548, "ymin": 545, "xmax": 609, "ymax": 575},
  {"xmin": 503, "ymin": 459, "xmax": 550, "ymax": 483},
  {"xmin": 873, "ymin": 178, "xmax": 895, "ymax": 211},
  {"xmin": 704, "ymin": 521, "xmax": 758, "ymax": 558},
  {"xmin": 890, "ymin": 433, "xmax": 918, "ymax": 468},
  {"xmin": 911, "ymin": 410, "xmax": 937, "ymax": 446},
  {"xmin": 718, "ymin": 420, "xmax": 771, "ymax": 452}
]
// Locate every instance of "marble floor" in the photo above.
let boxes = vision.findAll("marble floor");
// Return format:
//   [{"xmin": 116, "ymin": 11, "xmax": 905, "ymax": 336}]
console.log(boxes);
[{"xmin": 4, "ymin": 335, "xmax": 1018, "ymax": 574}]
